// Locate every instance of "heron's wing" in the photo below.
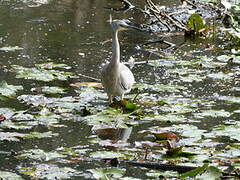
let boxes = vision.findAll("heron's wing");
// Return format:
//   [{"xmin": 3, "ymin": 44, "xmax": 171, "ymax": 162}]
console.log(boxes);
[{"xmin": 119, "ymin": 65, "xmax": 135, "ymax": 91}]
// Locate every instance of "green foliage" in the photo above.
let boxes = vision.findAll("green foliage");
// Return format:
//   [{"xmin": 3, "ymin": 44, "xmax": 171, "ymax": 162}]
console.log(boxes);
[
  {"xmin": 186, "ymin": 13, "xmax": 206, "ymax": 35},
  {"xmin": 11, "ymin": 64, "xmax": 77, "ymax": 82},
  {"xmin": 88, "ymin": 168, "xmax": 126, "ymax": 180},
  {"xmin": 0, "ymin": 80, "xmax": 23, "ymax": 98},
  {"xmin": 180, "ymin": 163, "xmax": 209, "ymax": 178},
  {"xmin": 0, "ymin": 171, "xmax": 24, "ymax": 180}
]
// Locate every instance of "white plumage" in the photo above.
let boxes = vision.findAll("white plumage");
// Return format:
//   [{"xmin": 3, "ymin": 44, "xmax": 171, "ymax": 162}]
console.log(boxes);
[{"xmin": 101, "ymin": 20, "xmax": 135, "ymax": 103}]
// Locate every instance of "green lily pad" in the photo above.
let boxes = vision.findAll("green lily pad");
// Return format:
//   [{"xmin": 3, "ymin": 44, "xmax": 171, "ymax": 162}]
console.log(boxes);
[
  {"xmin": 194, "ymin": 109, "xmax": 231, "ymax": 118},
  {"xmin": 186, "ymin": 13, "xmax": 206, "ymax": 34},
  {"xmin": 88, "ymin": 167, "xmax": 126, "ymax": 179},
  {"xmin": 0, "ymin": 81, "xmax": 23, "ymax": 98},
  {"xmin": 35, "ymin": 62, "xmax": 72, "ymax": 70},
  {"xmin": 11, "ymin": 65, "xmax": 76, "ymax": 82},
  {"xmin": 35, "ymin": 108, "xmax": 61, "ymax": 126},
  {"xmin": 1, "ymin": 121, "xmax": 33, "ymax": 130},
  {"xmin": 16, "ymin": 149, "xmax": 66, "ymax": 161},
  {"xmin": 205, "ymin": 122, "xmax": 240, "ymax": 141},
  {"xmin": 0, "ymin": 171, "xmax": 24, "ymax": 180},
  {"xmin": 75, "ymin": 87, "xmax": 106, "ymax": 102},
  {"xmin": 0, "ymin": 132, "xmax": 25, "ymax": 141},
  {"xmin": 134, "ymin": 83, "xmax": 186, "ymax": 93},
  {"xmin": 17, "ymin": 94, "xmax": 52, "ymax": 106},
  {"xmin": 31, "ymin": 86, "xmax": 66, "ymax": 94},
  {"xmin": 207, "ymin": 72, "xmax": 234, "ymax": 80},
  {"xmin": 89, "ymin": 151, "xmax": 126, "ymax": 159},
  {"xmin": 180, "ymin": 163, "xmax": 209, "ymax": 178},
  {"xmin": 19, "ymin": 164, "xmax": 81, "ymax": 179},
  {"xmin": 0, "ymin": 46, "xmax": 23, "ymax": 51},
  {"xmin": 195, "ymin": 166, "xmax": 221, "ymax": 180},
  {"xmin": 24, "ymin": 131, "xmax": 59, "ymax": 139}
]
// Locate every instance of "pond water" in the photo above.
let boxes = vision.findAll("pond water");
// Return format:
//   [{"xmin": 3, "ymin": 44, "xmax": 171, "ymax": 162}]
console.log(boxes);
[{"xmin": 0, "ymin": 0, "xmax": 240, "ymax": 179}]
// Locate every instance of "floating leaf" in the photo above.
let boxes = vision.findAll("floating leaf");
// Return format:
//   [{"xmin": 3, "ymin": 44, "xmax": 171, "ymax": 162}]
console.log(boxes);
[
  {"xmin": 180, "ymin": 163, "xmax": 208, "ymax": 178},
  {"xmin": 24, "ymin": 131, "xmax": 59, "ymax": 139},
  {"xmin": 31, "ymin": 86, "xmax": 66, "ymax": 94},
  {"xmin": 186, "ymin": 13, "xmax": 206, "ymax": 34},
  {"xmin": 19, "ymin": 164, "xmax": 81, "ymax": 179},
  {"xmin": 0, "ymin": 46, "xmax": 23, "ymax": 51},
  {"xmin": 88, "ymin": 168, "xmax": 126, "ymax": 180},
  {"xmin": 35, "ymin": 107, "xmax": 61, "ymax": 126},
  {"xmin": 16, "ymin": 149, "xmax": 66, "ymax": 161},
  {"xmin": 0, "ymin": 171, "xmax": 24, "ymax": 180},
  {"xmin": 196, "ymin": 166, "xmax": 221, "ymax": 180},
  {"xmin": 1, "ymin": 121, "xmax": 33, "ymax": 130},
  {"xmin": 0, "ymin": 81, "xmax": 23, "ymax": 98},
  {"xmin": 194, "ymin": 109, "xmax": 231, "ymax": 118},
  {"xmin": 35, "ymin": 62, "xmax": 71, "ymax": 70},
  {"xmin": 205, "ymin": 122, "xmax": 240, "ymax": 141},
  {"xmin": 17, "ymin": 94, "xmax": 51, "ymax": 106},
  {"xmin": 0, "ymin": 132, "xmax": 25, "ymax": 141},
  {"xmin": 11, "ymin": 65, "xmax": 76, "ymax": 82},
  {"xmin": 75, "ymin": 87, "xmax": 105, "ymax": 102},
  {"xmin": 89, "ymin": 151, "xmax": 126, "ymax": 159},
  {"xmin": 207, "ymin": 72, "xmax": 234, "ymax": 80}
]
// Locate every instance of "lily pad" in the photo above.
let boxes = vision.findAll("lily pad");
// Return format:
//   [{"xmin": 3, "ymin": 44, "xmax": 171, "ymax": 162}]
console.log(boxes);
[
  {"xmin": 0, "ymin": 46, "xmax": 23, "ymax": 51},
  {"xmin": 16, "ymin": 149, "xmax": 66, "ymax": 161},
  {"xmin": 0, "ymin": 171, "xmax": 24, "ymax": 180},
  {"xmin": 19, "ymin": 164, "xmax": 81, "ymax": 179},
  {"xmin": 88, "ymin": 167, "xmax": 126, "ymax": 179},
  {"xmin": 205, "ymin": 122, "xmax": 240, "ymax": 141},
  {"xmin": 24, "ymin": 131, "xmax": 59, "ymax": 139},
  {"xmin": 0, "ymin": 132, "xmax": 25, "ymax": 141},
  {"xmin": 194, "ymin": 109, "xmax": 231, "ymax": 118},
  {"xmin": 0, "ymin": 81, "xmax": 23, "ymax": 98},
  {"xmin": 11, "ymin": 65, "xmax": 76, "ymax": 82},
  {"xmin": 35, "ymin": 62, "xmax": 72, "ymax": 70},
  {"xmin": 186, "ymin": 13, "xmax": 206, "ymax": 34},
  {"xmin": 89, "ymin": 151, "xmax": 126, "ymax": 159},
  {"xmin": 17, "ymin": 94, "xmax": 52, "ymax": 106},
  {"xmin": 31, "ymin": 86, "xmax": 66, "ymax": 94}
]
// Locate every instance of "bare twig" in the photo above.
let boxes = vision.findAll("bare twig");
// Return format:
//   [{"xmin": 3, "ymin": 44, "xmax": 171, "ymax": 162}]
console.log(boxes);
[{"xmin": 78, "ymin": 73, "xmax": 101, "ymax": 82}]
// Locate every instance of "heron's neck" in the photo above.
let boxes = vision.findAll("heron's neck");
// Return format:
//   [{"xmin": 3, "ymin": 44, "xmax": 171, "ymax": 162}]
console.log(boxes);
[{"xmin": 110, "ymin": 29, "xmax": 120, "ymax": 66}]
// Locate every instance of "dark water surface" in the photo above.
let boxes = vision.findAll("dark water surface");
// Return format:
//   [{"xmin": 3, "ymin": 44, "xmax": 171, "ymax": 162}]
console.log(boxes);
[{"xmin": 0, "ymin": 0, "xmax": 239, "ymax": 179}]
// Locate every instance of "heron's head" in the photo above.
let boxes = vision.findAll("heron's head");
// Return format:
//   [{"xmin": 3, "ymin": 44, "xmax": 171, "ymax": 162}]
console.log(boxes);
[{"xmin": 111, "ymin": 19, "xmax": 133, "ymax": 31}]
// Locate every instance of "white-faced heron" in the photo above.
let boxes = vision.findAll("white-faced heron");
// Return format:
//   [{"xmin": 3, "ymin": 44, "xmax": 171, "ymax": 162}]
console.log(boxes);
[{"xmin": 101, "ymin": 19, "xmax": 135, "ymax": 103}]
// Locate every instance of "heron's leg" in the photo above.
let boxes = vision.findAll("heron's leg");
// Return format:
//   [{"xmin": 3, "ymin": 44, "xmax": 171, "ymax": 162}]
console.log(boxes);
[
  {"xmin": 120, "ymin": 94, "xmax": 124, "ymax": 100},
  {"xmin": 108, "ymin": 94, "xmax": 113, "ymax": 104}
]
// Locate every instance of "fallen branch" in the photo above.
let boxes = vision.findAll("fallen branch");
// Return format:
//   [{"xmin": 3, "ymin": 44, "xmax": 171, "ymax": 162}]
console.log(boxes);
[
  {"xmin": 123, "ymin": 160, "xmax": 196, "ymax": 173},
  {"xmin": 78, "ymin": 73, "xmax": 101, "ymax": 82}
]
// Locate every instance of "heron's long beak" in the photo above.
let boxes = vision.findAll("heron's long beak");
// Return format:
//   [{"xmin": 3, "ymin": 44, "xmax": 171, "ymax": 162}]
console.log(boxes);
[
  {"xmin": 124, "ymin": 21, "xmax": 143, "ymax": 32},
  {"xmin": 109, "ymin": 14, "xmax": 112, "ymax": 24}
]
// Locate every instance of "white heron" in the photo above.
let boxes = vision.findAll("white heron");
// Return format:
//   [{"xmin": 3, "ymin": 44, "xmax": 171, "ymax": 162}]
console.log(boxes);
[{"xmin": 101, "ymin": 19, "xmax": 135, "ymax": 103}]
